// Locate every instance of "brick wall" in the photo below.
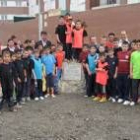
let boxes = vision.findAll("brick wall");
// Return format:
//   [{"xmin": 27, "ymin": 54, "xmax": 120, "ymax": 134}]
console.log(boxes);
[
  {"xmin": 0, "ymin": 3, "xmax": 140, "ymax": 45},
  {"xmin": 44, "ymin": 3, "xmax": 140, "ymax": 44}
]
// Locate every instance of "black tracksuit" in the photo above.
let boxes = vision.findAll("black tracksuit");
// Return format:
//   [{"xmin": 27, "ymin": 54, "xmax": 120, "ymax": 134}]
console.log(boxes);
[
  {"xmin": 14, "ymin": 59, "xmax": 25, "ymax": 103},
  {"xmin": 106, "ymin": 56, "xmax": 118, "ymax": 98},
  {"xmin": 0, "ymin": 62, "xmax": 17, "ymax": 110}
]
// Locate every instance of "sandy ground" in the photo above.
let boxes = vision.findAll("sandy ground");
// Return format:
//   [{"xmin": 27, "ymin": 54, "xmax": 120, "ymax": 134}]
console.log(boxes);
[{"xmin": 0, "ymin": 92, "xmax": 140, "ymax": 140}]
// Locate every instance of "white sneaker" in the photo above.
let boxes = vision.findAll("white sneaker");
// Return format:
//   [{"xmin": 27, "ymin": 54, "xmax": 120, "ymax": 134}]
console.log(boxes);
[
  {"xmin": 16, "ymin": 103, "xmax": 22, "ymax": 109},
  {"xmin": 45, "ymin": 94, "xmax": 50, "ymax": 98},
  {"xmin": 108, "ymin": 97, "xmax": 113, "ymax": 101},
  {"xmin": 123, "ymin": 100, "xmax": 130, "ymax": 106},
  {"xmin": 51, "ymin": 94, "xmax": 56, "ymax": 98},
  {"xmin": 84, "ymin": 95, "xmax": 88, "ymax": 98},
  {"xmin": 118, "ymin": 98, "xmax": 123, "ymax": 103},
  {"xmin": 40, "ymin": 96, "xmax": 44, "ymax": 100},
  {"xmin": 35, "ymin": 97, "xmax": 39, "ymax": 101},
  {"xmin": 130, "ymin": 101, "xmax": 135, "ymax": 106},
  {"xmin": 22, "ymin": 98, "xmax": 26, "ymax": 102},
  {"xmin": 112, "ymin": 98, "xmax": 116, "ymax": 103},
  {"xmin": 27, "ymin": 97, "xmax": 31, "ymax": 101}
]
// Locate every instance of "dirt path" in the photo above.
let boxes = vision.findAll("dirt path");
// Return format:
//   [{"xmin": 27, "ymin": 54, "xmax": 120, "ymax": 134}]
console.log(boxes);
[{"xmin": 0, "ymin": 93, "xmax": 140, "ymax": 140}]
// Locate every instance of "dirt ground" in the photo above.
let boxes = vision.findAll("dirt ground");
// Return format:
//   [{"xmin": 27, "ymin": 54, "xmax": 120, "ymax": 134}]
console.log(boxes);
[{"xmin": 0, "ymin": 92, "xmax": 140, "ymax": 140}]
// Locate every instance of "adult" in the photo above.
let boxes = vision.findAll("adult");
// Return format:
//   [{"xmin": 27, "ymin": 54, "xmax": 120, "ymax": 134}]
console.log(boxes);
[
  {"xmin": 118, "ymin": 30, "xmax": 129, "ymax": 47},
  {"xmin": 2, "ymin": 39, "xmax": 16, "ymax": 54},
  {"xmin": 35, "ymin": 31, "xmax": 51, "ymax": 48},
  {"xmin": 55, "ymin": 16, "xmax": 67, "ymax": 51}
]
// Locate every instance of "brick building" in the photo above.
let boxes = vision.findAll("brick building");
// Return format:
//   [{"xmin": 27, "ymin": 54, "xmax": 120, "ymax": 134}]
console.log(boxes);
[{"xmin": 0, "ymin": 0, "xmax": 140, "ymax": 44}]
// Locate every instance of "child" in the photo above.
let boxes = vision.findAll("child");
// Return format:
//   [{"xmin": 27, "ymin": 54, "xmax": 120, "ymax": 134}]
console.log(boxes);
[
  {"xmin": 85, "ymin": 46, "xmax": 99, "ymax": 97},
  {"xmin": 72, "ymin": 20, "xmax": 88, "ymax": 61},
  {"xmin": 117, "ymin": 41, "xmax": 130, "ymax": 105},
  {"xmin": 106, "ymin": 48, "xmax": 118, "ymax": 102},
  {"xmin": 41, "ymin": 47, "xmax": 56, "ymax": 98},
  {"xmin": 55, "ymin": 44, "xmax": 65, "ymax": 80},
  {"xmin": 93, "ymin": 53, "xmax": 108, "ymax": 102},
  {"xmin": 79, "ymin": 44, "xmax": 89, "ymax": 87},
  {"xmin": 0, "ymin": 51, "xmax": 18, "ymax": 112},
  {"xmin": 65, "ymin": 16, "xmax": 73, "ymax": 60},
  {"xmin": 51, "ymin": 44, "xmax": 57, "ymax": 55},
  {"xmin": 14, "ymin": 50, "xmax": 25, "ymax": 107},
  {"xmin": 54, "ymin": 44, "xmax": 65, "ymax": 94},
  {"xmin": 31, "ymin": 49, "xmax": 44, "ymax": 101},
  {"xmin": 0, "ymin": 55, "xmax": 3, "ymax": 99},
  {"xmin": 130, "ymin": 40, "xmax": 140, "ymax": 106},
  {"xmin": 22, "ymin": 48, "xmax": 33, "ymax": 102},
  {"xmin": 99, "ymin": 45, "xmax": 106, "ymax": 54},
  {"xmin": 0, "ymin": 55, "xmax": 3, "ymax": 64}
]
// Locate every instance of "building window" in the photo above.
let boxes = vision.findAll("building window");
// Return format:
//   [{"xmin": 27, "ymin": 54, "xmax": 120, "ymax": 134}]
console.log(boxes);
[
  {"xmin": 7, "ymin": 1, "xmax": 17, "ymax": 7},
  {"xmin": 107, "ymin": 0, "xmax": 117, "ymax": 4},
  {"xmin": 58, "ymin": 0, "xmax": 66, "ymax": 10},
  {"xmin": 70, "ymin": 0, "xmax": 86, "ymax": 12},
  {"xmin": 127, "ymin": 0, "xmax": 140, "ymax": 4},
  {"xmin": 44, "ymin": 0, "xmax": 55, "ymax": 11}
]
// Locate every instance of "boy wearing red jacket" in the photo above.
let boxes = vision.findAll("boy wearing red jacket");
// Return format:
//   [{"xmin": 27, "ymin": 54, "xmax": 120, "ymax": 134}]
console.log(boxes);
[{"xmin": 117, "ymin": 41, "xmax": 131, "ymax": 105}]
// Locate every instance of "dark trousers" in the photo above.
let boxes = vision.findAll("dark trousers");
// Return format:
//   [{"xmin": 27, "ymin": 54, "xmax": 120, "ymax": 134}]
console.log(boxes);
[
  {"xmin": 96, "ymin": 83, "xmax": 106, "ymax": 95},
  {"xmin": 131, "ymin": 79, "xmax": 140, "ymax": 103},
  {"xmin": 117, "ymin": 73, "xmax": 130, "ymax": 100},
  {"xmin": 16, "ymin": 82, "xmax": 24, "ymax": 103},
  {"xmin": 66, "ymin": 43, "xmax": 72, "ymax": 60},
  {"xmin": 86, "ymin": 74, "xmax": 95, "ymax": 97},
  {"xmin": 107, "ymin": 77, "xmax": 117, "ymax": 98},
  {"xmin": 84, "ymin": 71, "xmax": 88, "ymax": 88},
  {"xmin": 72, "ymin": 48, "xmax": 82, "ymax": 61},
  {"xmin": 35, "ymin": 79, "xmax": 43, "ymax": 97},
  {"xmin": 23, "ymin": 77, "xmax": 31, "ymax": 98},
  {"xmin": 0, "ymin": 81, "xmax": 14, "ymax": 110}
]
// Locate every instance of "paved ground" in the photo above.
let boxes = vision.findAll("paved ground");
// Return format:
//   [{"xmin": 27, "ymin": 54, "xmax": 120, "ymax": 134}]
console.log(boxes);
[{"xmin": 0, "ymin": 92, "xmax": 140, "ymax": 140}]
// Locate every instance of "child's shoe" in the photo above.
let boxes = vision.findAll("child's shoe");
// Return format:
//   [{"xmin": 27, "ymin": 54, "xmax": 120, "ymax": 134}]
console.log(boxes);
[
  {"xmin": 84, "ymin": 95, "xmax": 88, "ymax": 98},
  {"xmin": 130, "ymin": 101, "xmax": 135, "ymax": 106},
  {"xmin": 93, "ymin": 96, "xmax": 101, "ymax": 101},
  {"xmin": 26, "ymin": 97, "xmax": 31, "ymax": 101},
  {"xmin": 111, "ymin": 98, "xmax": 116, "ymax": 103},
  {"xmin": 35, "ymin": 97, "xmax": 39, "ymax": 101},
  {"xmin": 40, "ymin": 96, "xmax": 44, "ymax": 100},
  {"xmin": 45, "ymin": 94, "xmax": 50, "ymax": 98},
  {"xmin": 123, "ymin": 100, "xmax": 130, "ymax": 106},
  {"xmin": 117, "ymin": 98, "xmax": 123, "ymax": 103},
  {"xmin": 16, "ymin": 103, "xmax": 22, "ymax": 109},
  {"xmin": 51, "ymin": 94, "xmax": 56, "ymax": 98},
  {"xmin": 99, "ymin": 97, "xmax": 107, "ymax": 103}
]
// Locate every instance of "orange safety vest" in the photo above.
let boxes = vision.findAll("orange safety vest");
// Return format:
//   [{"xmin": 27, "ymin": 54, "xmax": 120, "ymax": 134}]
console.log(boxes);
[
  {"xmin": 66, "ymin": 24, "xmax": 73, "ymax": 44},
  {"xmin": 96, "ymin": 61, "xmax": 108, "ymax": 86},
  {"xmin": 72, "ymin": 28, "xmax": 84, "ymax": 49}
]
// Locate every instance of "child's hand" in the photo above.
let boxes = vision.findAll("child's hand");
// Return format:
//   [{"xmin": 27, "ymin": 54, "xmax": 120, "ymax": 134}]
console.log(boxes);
[
  {"xmin": 34, "ymin": 80, "xmax": 37, "ymax": 87},
  {"xmin": 88, "ymin": 71, "xmax": 92, "ymax": 76},
  {"xmin": 114, "ymin": 74, "xmax": 117, "ymax": 79},
  {"xmin": 130, "ymin": 73, "xmax": 133, "ymax": 79},
  {"xmin": 17, "ymin": 78, "xmax": 21, "ymax": 83}
]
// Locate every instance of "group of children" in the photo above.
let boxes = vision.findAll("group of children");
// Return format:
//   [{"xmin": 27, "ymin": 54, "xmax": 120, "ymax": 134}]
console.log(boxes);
[
  {"xmin": 0, "ymin": 41, "xmax": 65, "ymax": 112},
  {"xmin": 83, "ymin": 38, "xmax": 140, "ymax": 107},
  {"xmin": 0, "ymin": 13, "xmax": 140, "ymax": 113}
]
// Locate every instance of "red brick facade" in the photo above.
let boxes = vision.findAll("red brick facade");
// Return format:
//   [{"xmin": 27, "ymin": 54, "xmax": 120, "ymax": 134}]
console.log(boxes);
[{"xmin": 0, "ymin": 3, "xmax": 140, "ymax": 45}]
